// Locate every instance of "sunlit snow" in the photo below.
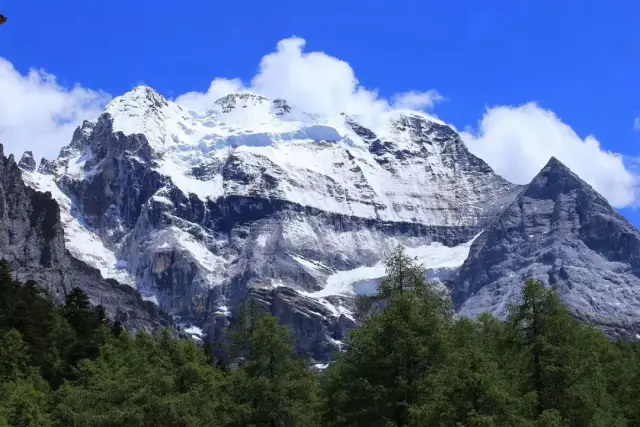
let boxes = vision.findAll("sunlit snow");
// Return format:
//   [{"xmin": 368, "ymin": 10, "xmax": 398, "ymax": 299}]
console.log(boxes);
[
  {"xmin": 21, "ymin": 171, "xmax": 135, "ymax": 287},
  {"xmin": 297, "ymin": 235, "xmax": 479, "ymax": 299},
  {"xmin": 99, "ymin": 86, "xmax": 498, "ymax": 227},
  {"xmin": 141, "ymin": 294, "xmax": 159, "ymax": 305},
  {"xmin": 184, "ymin": 325, "xmax": 204, "ymax": 337}
]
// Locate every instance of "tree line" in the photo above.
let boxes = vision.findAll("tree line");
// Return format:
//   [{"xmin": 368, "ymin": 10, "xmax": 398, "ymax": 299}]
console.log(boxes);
[{"xmin": 1, "ymin": 250, "xmax": 640, "ymax": 426}]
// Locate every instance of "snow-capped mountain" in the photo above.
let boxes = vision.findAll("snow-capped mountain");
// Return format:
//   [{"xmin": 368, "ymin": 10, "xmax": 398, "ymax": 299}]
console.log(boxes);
[{"xmin": 16, "ymin": 85, "xmax": 640, "ymax": 359}]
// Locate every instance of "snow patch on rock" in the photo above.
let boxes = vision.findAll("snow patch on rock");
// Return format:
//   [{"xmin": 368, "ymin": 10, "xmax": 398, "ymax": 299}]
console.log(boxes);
[{"xmin": 21, "ymin": 171, "xmax": 135, "ymax": 287}]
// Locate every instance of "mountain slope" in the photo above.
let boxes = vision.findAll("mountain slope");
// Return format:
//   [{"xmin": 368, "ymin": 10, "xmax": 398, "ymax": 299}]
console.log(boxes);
[
  {"xmin": 452, "ymin": 157, "xmax": 640, "ymax": 338},
  {"xmin": 21, "ymin": 86, "xmax": 523, "ymax": 360},
  {"xmin": 0, "ymin": 145, "xmax": 170, "ymax": 332}
]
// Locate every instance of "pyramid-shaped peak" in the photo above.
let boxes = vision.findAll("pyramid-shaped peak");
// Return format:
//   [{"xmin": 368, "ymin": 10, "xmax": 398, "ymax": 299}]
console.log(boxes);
[
  {"xmin": 107, "ymin": 85, "xmax": 169, "ymax": 112},
  {"xmin": 537, "ymin": 156, "xmax": 581, "ymax": 182},
  {"xmin": 543, "ymin": 156, "xmax": 569, "ymax": 170},
  {"xmin": 524, "ymin": 155, "xmax": 601, "ymax": 203}
]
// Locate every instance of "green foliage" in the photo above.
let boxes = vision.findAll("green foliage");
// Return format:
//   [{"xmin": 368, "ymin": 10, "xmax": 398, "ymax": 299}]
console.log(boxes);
[
  {"xmin": 321, "ymin": 249, "xmax": 635, "ymax": 427},
  {"xmin": 321, "ymin": 247, "xmax": 451, "ymax": 426},
  {"xmin": 227, "ymin": 300, "xmax": 319, "ymax": 427},
  {"xmin": 0, "ymin": 375, "xmax": 53, "ymax": 427},
  {"xmin": 505, "ymin": 280, "xmax": 625, "ymax": 426},
  {"xmin": 0, "ymin": 329, "xmax": 29, "ymax": 382},
  {"xmin": 53, "ymin": 330, "xmax": 238, "ymax": 426},
  {"xmin": 410, "ymin": 317, "xmax": 529, "ymax": 427},
  {"xmin": 0, "ymin": 254, "xmax": 640, "ymax": 426}
]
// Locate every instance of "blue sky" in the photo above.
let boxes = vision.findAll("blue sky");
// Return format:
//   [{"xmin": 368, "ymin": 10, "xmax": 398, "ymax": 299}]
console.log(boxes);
[{"xmin": 1, "ymin": 0, "xmax": 639, "ymax": 223}]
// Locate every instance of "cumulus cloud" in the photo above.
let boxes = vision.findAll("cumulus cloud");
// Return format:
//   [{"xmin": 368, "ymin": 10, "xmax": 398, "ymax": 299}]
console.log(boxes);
[
  {"xmin": 175, "ymin": 36, "xmax": 442, "ymax": 123},
  {"xmin": 392, "ymin": 90, "xmax": 444, "ymax": 110},
  {"xmin": 0, "ymin": 58, "xmax": 110, "ymax": 161},
  {"xmin": 175, "ymin": 77, "xmax": 244, "ymax": 112},
  {"xmin": 461, "ymin": 103, "xmax": 638, "ymax": 208}
]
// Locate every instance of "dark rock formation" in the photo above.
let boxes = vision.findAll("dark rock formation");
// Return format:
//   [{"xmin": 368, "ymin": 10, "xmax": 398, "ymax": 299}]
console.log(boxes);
[
  {"xmin": 0, "ymin": 144, "xmax": 170, "ymax": 333},
  {"xmin": 452, "ymin": 157, "xmax": 640, "ymax": 339},
  {"xmin": 18, "ymin": 151, "xmax": 36, "ymax": 172}
]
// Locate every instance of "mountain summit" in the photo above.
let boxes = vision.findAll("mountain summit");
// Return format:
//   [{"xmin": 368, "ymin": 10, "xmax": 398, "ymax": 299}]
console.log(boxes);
[
  {"xmin": 453, "ymin": 156, "xmax": 640, "ymax": 338},
  {"xmin": 13, "ymin": 85, "xmax": 640, "ymax": 359}
]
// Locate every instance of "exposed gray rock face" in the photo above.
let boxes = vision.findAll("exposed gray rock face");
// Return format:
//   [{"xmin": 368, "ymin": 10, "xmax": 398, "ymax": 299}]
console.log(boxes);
[
  {"xmin": 18, "ymin": 151, "xmax": 36, "ymax": 172},
  {"xmin": 37, "ymin": 158, "xmax": 54, "ymax": 174},
  {"xmin": 0, "ymin": 144, "xmax": 170, "ymax": 333},
  {"xmin": 248, "ymin": 287, "xmax": 353, "ymax": 360},
  {"xmin": 452, "ymin": 157, "xmax": 640, "ymax": 339}
]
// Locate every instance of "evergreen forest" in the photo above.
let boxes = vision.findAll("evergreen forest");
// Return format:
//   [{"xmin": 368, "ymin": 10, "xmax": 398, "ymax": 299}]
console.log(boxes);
[{"xmin": 1, "ymin": 250, "xmax": 640, "ymax": 427}]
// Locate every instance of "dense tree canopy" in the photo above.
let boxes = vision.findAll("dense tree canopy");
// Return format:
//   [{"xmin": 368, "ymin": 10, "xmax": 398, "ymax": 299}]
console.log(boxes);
[{"xmin": 1, "ymin": 251, "xmax": 640, "ymax": 426}]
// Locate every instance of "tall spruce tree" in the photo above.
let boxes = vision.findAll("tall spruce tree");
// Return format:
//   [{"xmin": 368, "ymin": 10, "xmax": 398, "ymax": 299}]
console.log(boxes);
[
  {"xmin": 409, "ymin": 315, "xmax": 530, "ymax": 427},
  {"xmin": 507, "ymin": 279, "xmax": 623, "ymax": 426},
  {"xmin": 321, "ymin": 246, "xmax": 450, "ymax": 427},
  {"xmin": 228, "ymin": 300, "xmax": 319, "ymax": 427}
]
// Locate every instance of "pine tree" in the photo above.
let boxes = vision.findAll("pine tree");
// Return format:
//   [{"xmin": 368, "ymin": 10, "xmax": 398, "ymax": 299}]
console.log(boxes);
[
  {"xmin": 111, "ymin": 320, "xmax": 124, "ymax": 337},
  {"xmin": 0, "ymin": 260, "xmax": 16, "ymax": 328},
  {"xmin": 321, "ymin": 247, "xmax": 450, "ymax": 427},
  {"xmin": 64, "ymin": 287, "xmax": 93, "ymax": 336},
  {"xmin": 410, "ymin": 316, "xmax": 529, "ymax": 427},
  {"xmin": 63, "ymin": 287, "xmax": 105, "ymax": 370},
  {"xmin": 507, "ymin": 279, "xmax": 623, "ymax": 426},
  {"xmin": 228, "ymin": 301, "xmax": 319, "ymax": 427},
  {"xmin": 0, "ymin": 329, "xmax": 29, "ymax": 382},
  {"xmin": 11, "ymin": 281, "xmax": 59, "ymax": 377}
]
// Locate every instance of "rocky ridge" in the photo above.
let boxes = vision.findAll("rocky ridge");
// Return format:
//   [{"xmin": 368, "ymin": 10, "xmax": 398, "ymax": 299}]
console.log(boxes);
[
  {"xmin": 0, "ymin": 145, "xmax": 170, "ymax": 333},
  {"xmin": 453, "ymin": 157, "xmax": 640, "ymax": 338}
]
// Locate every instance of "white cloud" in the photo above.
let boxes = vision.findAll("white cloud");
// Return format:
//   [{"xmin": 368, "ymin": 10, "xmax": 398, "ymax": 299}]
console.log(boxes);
[
  {"xmin": 0, "ymin": 58, "xmax": 110, "ymax": 162},
  {"xmin": 634, "ymin": 116, "xmax": 640, "ymax": 131},
  {"xmin": 175, "ymin": 77, "xmax": 244, "ymax": 112},
  {"xmin": 174, "ymin": 36, "xmax": 442, "ymax": 123},
  {"xmin": 392, "ymin": 90, "xmax": 444, "ymax": 110},
  {"xmin": 461, "ymin": 103, "xmax": 638, "ymax": 208}
]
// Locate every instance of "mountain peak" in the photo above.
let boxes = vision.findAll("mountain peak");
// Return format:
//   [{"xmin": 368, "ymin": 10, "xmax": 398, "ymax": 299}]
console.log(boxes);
[
  {"xmin": 211, "ymin": 92, "xmax": 296, "ymax": 117},
  {"xmin": 214, "ymin": 92, "xmax": 269, "ymax": 104},
  {"xmin": 213, "ymin": 92, "xmax": 271, "ymax": 113},
  {"xmin": 100, "ymin": 85, "xmax": 179, "ymax": 150},
  {"xmin": 523, "ymin": 156, "xmax": 598, "ymax": 202},
  {"xmin": 544, "ymin": 155, "xmax": 568, "ymax": 171},
  {"xmin": 18, "ymin": 151, "xmax": 36, "ymax": 172},
  {"xmin": 107, "ymin": 85, "xmax": 169, "ymax": 112}
]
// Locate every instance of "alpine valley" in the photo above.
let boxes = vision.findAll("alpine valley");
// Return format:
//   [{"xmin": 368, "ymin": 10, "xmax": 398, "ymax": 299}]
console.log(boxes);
[{"xmin": 7, "ymin": 85, "xmax": 640, "ymax": 362}]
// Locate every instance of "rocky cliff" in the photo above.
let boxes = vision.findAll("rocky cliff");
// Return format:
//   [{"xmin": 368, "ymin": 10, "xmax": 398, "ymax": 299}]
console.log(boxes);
[
  {"xmin": 0, "ymin": 144, "xmax": 170, "ymax": 333},
  {"xmin": 453, "ymin": 157, "xmax": 640, "ymax": 339}
]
